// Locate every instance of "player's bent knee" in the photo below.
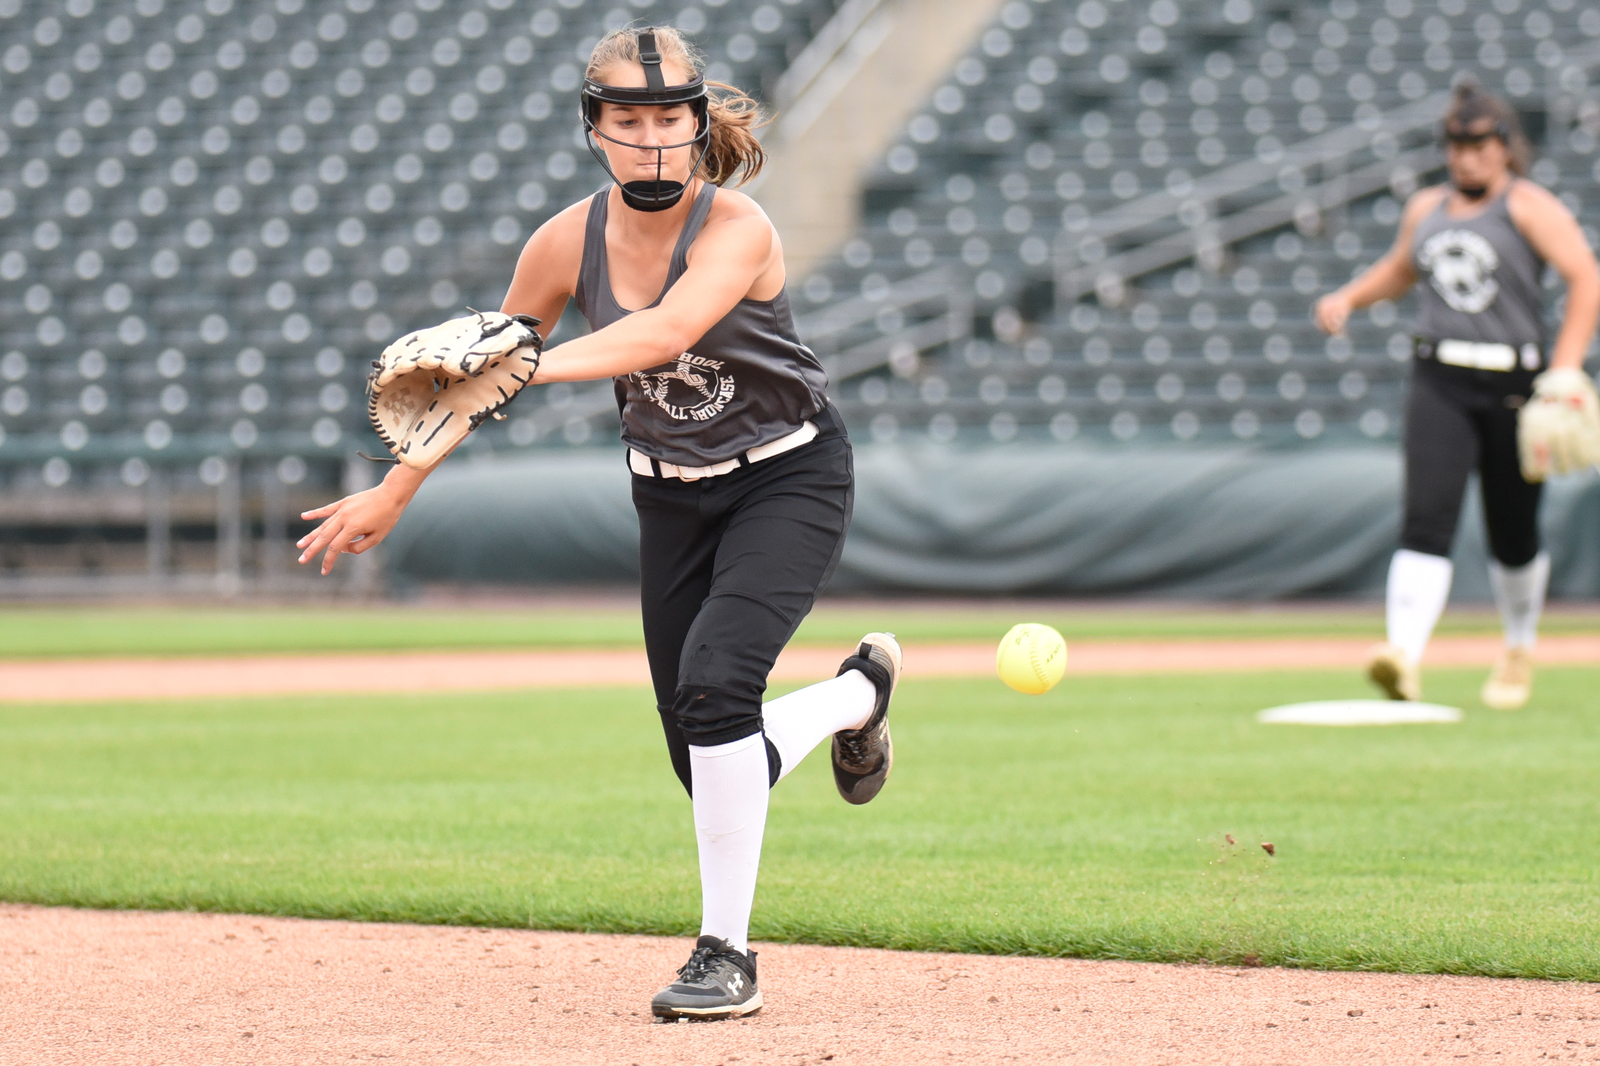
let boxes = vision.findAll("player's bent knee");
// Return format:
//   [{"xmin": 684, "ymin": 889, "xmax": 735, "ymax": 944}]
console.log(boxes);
[{"xmin": 672, "ymin": 685, "xmax": 764, "ymax": 748}]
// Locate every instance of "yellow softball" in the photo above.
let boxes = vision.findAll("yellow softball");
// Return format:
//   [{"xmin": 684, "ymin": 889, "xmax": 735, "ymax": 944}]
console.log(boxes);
[{"xmin": 996, "ymin": 623, "xmax": 1068, "ymax": 695}]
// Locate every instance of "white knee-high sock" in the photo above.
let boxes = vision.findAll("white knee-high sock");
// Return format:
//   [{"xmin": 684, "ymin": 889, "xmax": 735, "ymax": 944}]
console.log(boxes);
[
  {"xmin": 1386, "ymin": 548, "xmax": 1455, "ymax": 665},
  {"xmin": 1489, "ymin": 551, "xmax": 1549, "ymax": 650},
  {"xmin": 688, "ymin": 734, "xmax": 770, "ymax": 953},
  {"xmin": 761, "ymin": 670, "xmax": 876, "ymax": 783}
]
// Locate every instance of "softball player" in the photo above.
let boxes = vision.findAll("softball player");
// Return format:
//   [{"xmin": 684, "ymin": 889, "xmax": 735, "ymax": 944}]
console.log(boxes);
[
  {"xmin": 298, "ymin": 27, "xmax": 899, "ymax": 1020},
  {"xmin": 1315, "ymin": 80, "xmax": 1600, "ymax": 709}
]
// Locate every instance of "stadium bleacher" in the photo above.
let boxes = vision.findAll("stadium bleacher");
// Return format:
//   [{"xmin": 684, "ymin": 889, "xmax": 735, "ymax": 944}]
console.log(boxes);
[
  {"xmin": 0, "ymin": 0, "xmax": 844, "ymax": 477},
  {"xmin": 810, "ymin": 0, "xmax": 1600, "ymax": 446},
  {"xmin": 0, "ymin": 0, "xmax": 843, "ymax": 580},
  {"xmin": 3, "ymin": 0, "xmax": 1598, "ymax": 584}
]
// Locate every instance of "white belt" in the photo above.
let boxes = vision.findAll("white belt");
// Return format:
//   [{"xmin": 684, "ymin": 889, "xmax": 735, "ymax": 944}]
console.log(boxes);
[
  {"xmin": 1435, "ymin": 339, "xmax": 1540, "ymax": 372},
  {"xmin": 629, "ymin": 421, "xmax": 819, "ymax": 481}
]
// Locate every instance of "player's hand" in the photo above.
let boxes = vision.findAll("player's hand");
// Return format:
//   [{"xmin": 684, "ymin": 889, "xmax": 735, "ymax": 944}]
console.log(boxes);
[
  {"xmin": 1314, "ymin": 291, "xmax": 1353, "ymax": 335},
  {"xmin": 296, "ymin": 483, "xmax": 408, "ymax": 575}
]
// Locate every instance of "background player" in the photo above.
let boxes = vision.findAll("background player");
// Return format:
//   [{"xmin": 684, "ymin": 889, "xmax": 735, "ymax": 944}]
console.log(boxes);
[
  {"xmin": 1315, "ymin": 79, "xmax": 1600, "ymax": 709},
  {"xmin": 297, "ymin": 27, "xmax": 901, "ymax": 1020}
]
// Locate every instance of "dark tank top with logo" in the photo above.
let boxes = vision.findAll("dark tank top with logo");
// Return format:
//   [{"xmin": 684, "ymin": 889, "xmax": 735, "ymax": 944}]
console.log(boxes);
[
  {"xmin": 572, "ymin": 183, "xmax": 831, "ymax": 466},
  {"xmin": 1410, "ymin": 180, "xmax": 1546, "ymax": 349}
]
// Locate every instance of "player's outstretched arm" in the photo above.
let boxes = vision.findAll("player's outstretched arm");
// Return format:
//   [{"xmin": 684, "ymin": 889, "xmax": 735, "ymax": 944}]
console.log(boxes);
[
  {"xmin": 1314, "ymin": 186, "xmax": 1445, "ymax": 334},
  {"xmin": 299, "ymin": 206, "xmax": 590, "ymax": 576},
  {"xmin": 1509, "ymin": 182, "xmax": 1600, "ymax": 372},
  {"xmin": 531, "ymin": 209, "xmax": 776, "ymax": 384}
]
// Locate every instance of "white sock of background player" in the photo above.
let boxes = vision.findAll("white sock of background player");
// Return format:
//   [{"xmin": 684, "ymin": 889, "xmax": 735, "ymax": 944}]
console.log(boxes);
[
  {"xmin": 688, "ymin": 733, "xmax": 769, "ymax": 954},
  {"xmin": 1488, "ymin": 551, "xmax": 1549, "ymax": 650},
  {"xmin": 1387, "ymin": 548, "xmax": 1455, "ymax": 665},
  {"xmin": 761, "ymin": 669, "xmax": 875, "ymax": 783}
]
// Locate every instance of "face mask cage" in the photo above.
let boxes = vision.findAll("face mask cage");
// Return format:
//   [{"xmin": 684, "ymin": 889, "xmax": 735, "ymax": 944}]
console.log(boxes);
[
  {"xmin": 581, "ymin": 31, "xmax": 712, "ymax": 212},
  {"xmin": 1439, "ymin": 118, "xmax": 1512, "ymax": 198}
]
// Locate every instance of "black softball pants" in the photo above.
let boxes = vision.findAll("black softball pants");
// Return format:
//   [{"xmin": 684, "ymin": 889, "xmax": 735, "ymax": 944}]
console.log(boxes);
[
  {"xmin": 633, "ymin": 419, "xmax": 853, "ymax": 797},
  {"xmin": 1401, "ymin": 357, "xmax": 1542, "ymax": 567}
]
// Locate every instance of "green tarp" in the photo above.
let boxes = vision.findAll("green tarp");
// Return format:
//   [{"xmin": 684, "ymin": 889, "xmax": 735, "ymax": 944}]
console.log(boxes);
[{"xmin": 384, "ymin": 446, "xmax": 1600, "ymax": 601}]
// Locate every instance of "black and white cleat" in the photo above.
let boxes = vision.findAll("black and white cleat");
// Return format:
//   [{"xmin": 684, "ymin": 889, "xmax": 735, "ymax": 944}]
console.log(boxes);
[
  {"xmin": 830, "ymin": 632, "xmax": 902, "ymax": 805},
  {"xmin": 650, "ymin": 935, "xmax": 762, "ymax": 1022}
]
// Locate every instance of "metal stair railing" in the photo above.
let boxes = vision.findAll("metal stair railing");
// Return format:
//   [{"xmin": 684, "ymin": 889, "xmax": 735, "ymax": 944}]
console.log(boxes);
[
  {"xmin": 1076, "ymin": 145, "xmax": 1443, "ymax": 306},
  {"xmin": 793, "ymin": 264, "xmax": 971, "ymax": 381},
  {"xmin": 1055, "ymin": 35, "xmax": 1600, "ymax": 305},
  {"xmin": 1054, "ymin": 91, "xmax": 1454, "ymax": 304}
]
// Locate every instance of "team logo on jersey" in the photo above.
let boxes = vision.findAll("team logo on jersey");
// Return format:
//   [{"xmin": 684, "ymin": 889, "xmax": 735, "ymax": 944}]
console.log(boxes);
[
  {"xmin": 633, "ymin": 352, "xmax": 736, "ymax": 422},
  {"xmin": 1418, "ymin": 228, "xmax": 1500, "ymax": 314}
]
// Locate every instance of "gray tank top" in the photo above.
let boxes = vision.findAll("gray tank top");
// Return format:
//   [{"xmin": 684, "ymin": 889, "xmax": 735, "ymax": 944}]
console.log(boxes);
[
  {"xmin": 573, "ymin": 183, "xmax": 830, "ymax": 466},
  {"xmin": 1410, "ymin": 181, "xmax": 1546, "ymax": 348}
]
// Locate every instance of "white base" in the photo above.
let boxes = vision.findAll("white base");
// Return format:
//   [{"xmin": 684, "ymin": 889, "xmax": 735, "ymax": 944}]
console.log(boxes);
[{"xmin": 1257, "ymin": 700, "xmax": 1463, "ymax": 726}]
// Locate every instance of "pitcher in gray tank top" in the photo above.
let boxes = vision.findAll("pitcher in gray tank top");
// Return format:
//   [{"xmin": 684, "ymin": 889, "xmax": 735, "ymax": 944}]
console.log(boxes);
[
  {"xmin": 1314, "ymin": 79, "xmax": 1599, "ymax": 710},
  {"xmin": 296, "ymin": 24, "xmax": 898, "ymax": 1024},
  {"xmin": 391, "ymin": 26, "xmax": 891, "ymax": 1023},
  {"xmin": 573, "ymin": 181, "xmax": 830, "ymax": 467}
]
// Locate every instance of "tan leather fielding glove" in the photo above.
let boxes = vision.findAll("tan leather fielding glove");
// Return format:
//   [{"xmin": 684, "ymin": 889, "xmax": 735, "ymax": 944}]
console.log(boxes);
[
  {"xmin": 366, "ymin": 311, "xmax": 543, "ymax": 469},
  {"xmin": 1518, "ymin": 367, "xmax": 1600, "ymax": 482}
]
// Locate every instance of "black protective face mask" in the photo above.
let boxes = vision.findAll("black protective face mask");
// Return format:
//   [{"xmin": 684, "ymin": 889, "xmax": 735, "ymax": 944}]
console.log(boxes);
[
  {"xmin": 1441, "ymin": 118, "xmax": 1509, "ymax": 205},
  {"xmin": 585, "ymin": 123, "xmax": 710, "ymax": 212},
  {"xmin": 580, "ymin": 31, "xmax": 711, "ymax": 213},
  {"xmin": 1442, "ymin": 122, "xmax": 1507, "ymax": 202}
]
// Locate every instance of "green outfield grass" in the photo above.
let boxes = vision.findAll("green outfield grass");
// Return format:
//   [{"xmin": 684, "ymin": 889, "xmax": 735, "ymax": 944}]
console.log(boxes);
[
  {"xmin": 3, "ymin": 667, "xmax": 1598, "ymax": 980},
  {"xmin": 2, "ymin": 601, "xmax": 1597, "ymax": 658}
]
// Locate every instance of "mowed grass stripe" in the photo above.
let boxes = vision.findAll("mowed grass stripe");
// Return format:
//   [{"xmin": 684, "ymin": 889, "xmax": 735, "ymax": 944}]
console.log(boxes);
[
  {"xmin": 4, "ymin": 604, "xmax": 1598, "ymax": 659},
  {"xmin": 1, "ymin": 667, "xmax": 1597, "ymax": 980}
]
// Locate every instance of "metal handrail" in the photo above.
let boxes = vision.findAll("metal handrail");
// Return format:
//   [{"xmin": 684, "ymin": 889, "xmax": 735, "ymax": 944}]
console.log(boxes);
[
  {"xmin": 1061, "ymin": 146, "xmax": 1443, "ymax": 304},
  {"xmin": 793, "ymin": 265, "xmax": 957, "ymax": 338},
  {"xmin": 794, "ymin": 265, "xmax": 971, "ymax": 382},
  {"xmin": 1060, "ymin": 92, "xmax": 1453, "ymax": 255},
  {"xmin": 1053, "ymin": 35, "xmax": 1600, "ymax": 302}
]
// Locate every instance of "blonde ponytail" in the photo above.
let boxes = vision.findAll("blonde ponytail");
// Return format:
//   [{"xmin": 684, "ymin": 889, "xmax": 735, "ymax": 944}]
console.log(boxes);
[{"xmin": 700, "ymin": 82, "xmax": 767, "ymax": 187}]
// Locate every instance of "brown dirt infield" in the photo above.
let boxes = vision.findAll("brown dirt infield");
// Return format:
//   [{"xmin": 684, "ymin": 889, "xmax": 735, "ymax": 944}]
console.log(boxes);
[
  {"xmin": 2, "ymin": 634, "xmax": 1597, "ymax": 703},
  {"xmin": 4, "ymin": 904, "xmax": 1598, "ymax": 1065}
]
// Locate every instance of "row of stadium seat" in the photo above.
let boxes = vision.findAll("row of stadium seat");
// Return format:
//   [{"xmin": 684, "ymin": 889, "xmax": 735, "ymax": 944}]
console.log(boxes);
[
  {"xmin": 0, "ymin": 0, "xmax": 847, "ymax": 485},
  {"xmin": 809, "ymin": 0, "xmax": 1600, "ymax": 444},
  {"xmin": 5, "ymin": 0, "xmax": 1600, "ymax": 485}
]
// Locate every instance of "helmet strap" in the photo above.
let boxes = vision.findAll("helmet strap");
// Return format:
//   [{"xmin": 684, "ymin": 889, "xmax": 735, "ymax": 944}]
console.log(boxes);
[{"xmin": 637, "ymin": 31, "xmax": 667, "ymax": 92}]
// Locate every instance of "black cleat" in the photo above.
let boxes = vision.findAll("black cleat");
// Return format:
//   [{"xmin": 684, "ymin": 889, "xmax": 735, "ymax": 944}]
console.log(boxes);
[
  {"xmin": 650, "ymin": 936, "xmax": 762, "ymax": 1022},
  {"xmin": 830, "ymin": 632, "xmax": 901, "ymax": 805}
]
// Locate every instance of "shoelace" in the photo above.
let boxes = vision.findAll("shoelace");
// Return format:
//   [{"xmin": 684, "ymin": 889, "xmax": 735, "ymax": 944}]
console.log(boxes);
[
  {"xmin": 676, "ymin": 945, "xmax": 720, "ymax": 983},
  {"xmin": 835, "ymin": 726, "xmax": 874, "ymax": 766}
]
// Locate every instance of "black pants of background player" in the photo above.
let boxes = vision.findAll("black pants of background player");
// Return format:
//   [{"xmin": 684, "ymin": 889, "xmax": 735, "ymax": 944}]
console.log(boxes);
[
  {"xmin": 633, "ymin": 407, "xmax": 853, "ymax": 796},
  {"xmin": 1402, "ymin": 356, "xmax": 1541, "ymax": 567}
]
